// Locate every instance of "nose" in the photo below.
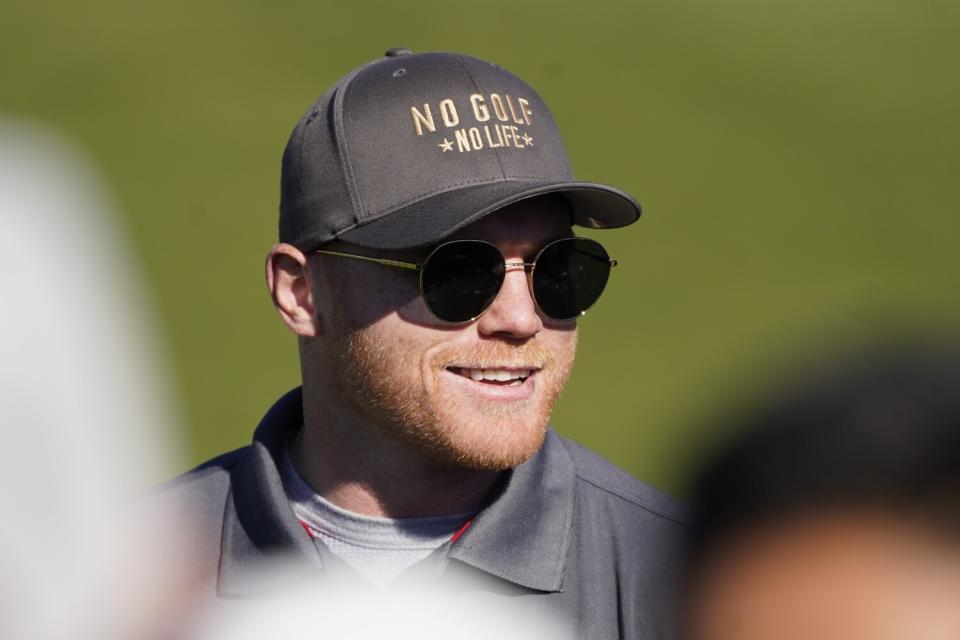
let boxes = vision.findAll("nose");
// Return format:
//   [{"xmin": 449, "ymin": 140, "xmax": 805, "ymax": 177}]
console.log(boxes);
[{"xmin": 476, "ymin": 264, "xmax": 543, "ymax": 339}]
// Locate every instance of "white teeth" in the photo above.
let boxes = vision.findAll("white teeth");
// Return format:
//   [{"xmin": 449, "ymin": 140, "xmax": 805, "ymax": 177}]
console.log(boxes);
[{"xmin": 459, "ymin": 368, "xmax": 533, "ymax": 382}]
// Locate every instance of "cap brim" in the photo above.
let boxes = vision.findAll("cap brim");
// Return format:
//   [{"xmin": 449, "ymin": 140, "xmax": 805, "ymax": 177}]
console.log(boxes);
[{"xmin": 335, "ymin": 180, "xmax": 642, "ymax": 250}]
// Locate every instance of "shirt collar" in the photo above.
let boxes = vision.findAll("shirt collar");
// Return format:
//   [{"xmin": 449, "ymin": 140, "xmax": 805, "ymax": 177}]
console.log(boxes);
[
  {"xmin": 218, "ymin": 387, "xmax": 322, "ymax": 596},
  {"xmin": 447, "ymin": 431, "xmax": 575, "ymax": 592},
  {"xmin": 217, "ymin": 387, "xmax": 576, "ymax": 595}
]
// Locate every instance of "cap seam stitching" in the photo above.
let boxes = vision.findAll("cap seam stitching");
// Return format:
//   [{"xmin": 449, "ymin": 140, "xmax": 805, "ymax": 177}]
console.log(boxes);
[
  {"xmin": 380, "ymin": 175, "xmax": 551, "ymax": 212},
  {"xmin": 447, "ymin": 55, "xmax": 508, "ymax": 181},
  {"xmin": 377, "ymin": 177, "xmax": 628, "ymax": 202},
  {"xmin": 324, "ymin": 179, "xmax": 614, "ymax": 242},
  {"xmin": 334, "ymin": 62, "xmax": 377, "ymax": 222},
  {"xmin": 298, "ymin": 180, "xmax": 636, "ymax": 247},
  {"xmin": 575, "ymin": 474, "xmax": 693, "ymax": 527},
  {"xmin": 290, "ymin": 90, "xmax": 334, "ymax": 238}
]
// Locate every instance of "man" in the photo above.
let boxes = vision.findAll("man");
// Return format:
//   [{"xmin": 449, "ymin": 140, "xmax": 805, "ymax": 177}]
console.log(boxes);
[{"xmin": 168, "ymin": 48, "xmax": 688, "ymax": 637}]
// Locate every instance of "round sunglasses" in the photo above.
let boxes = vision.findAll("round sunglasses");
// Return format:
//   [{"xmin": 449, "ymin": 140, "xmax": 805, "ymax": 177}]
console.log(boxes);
[{"xmin": 314, "ymin": 237, "xmax": 617, "ymax": 324}]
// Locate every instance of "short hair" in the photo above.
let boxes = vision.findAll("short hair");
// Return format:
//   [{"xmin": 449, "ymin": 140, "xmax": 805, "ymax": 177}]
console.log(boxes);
[{"xmin": 688, "ymin": 341, "xmax": 960, "ymax": 553}]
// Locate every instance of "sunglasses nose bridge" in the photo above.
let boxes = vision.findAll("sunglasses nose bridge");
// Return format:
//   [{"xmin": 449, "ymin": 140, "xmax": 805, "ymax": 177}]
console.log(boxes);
[
  {"xmin": 502, "ymin": 261, "xmax": 538, "ymax": 299},
  {"xmin": 474, "ymin": 259, "xmax": 543, "ymax": 336}
]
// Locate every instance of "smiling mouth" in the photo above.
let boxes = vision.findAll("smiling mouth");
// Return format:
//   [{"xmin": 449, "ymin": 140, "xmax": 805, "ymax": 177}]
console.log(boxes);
[{"xmin": 446, "ymin": 366, "xmax": 539, "ymax": 386}]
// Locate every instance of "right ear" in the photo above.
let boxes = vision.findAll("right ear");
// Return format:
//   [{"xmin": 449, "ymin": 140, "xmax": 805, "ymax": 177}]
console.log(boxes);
[{"xmin": 265, "ymin": 243, "xmax": 320, "ymax": 337}]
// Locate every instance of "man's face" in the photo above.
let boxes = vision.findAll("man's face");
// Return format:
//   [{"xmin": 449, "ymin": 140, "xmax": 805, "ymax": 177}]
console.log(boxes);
[{"xmin": 313, "ymin": 197, "xmax": 579, "ymax": 470}]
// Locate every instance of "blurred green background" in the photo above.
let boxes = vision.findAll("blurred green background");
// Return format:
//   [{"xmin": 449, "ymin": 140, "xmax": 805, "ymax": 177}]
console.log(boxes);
[{"xmin": 3, "ymin": 0, "xmax": 958, "ymax": 495}]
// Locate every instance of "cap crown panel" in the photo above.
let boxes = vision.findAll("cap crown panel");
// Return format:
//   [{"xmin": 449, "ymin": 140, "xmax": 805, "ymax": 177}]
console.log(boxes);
[
  {"xmin": 341, "ymin": 53, "xmax": 572, "ymax": 222},
  {"xmin": 456, "ymin": 56, "xmax": 574, "ymax": 183},
  {"xmin": 279, "ymin": 87, "xmax": 354, "ymax": 250}
]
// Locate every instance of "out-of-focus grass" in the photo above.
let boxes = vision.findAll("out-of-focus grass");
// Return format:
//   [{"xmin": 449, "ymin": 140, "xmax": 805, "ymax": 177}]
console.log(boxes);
[{"xmin": 3, "ymin": 0, "xmax": 957, "ymax": 494}]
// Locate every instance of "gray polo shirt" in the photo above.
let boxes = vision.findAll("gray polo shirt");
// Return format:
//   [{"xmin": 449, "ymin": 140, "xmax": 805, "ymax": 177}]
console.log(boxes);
[{"xmin": 164, "ymin": 388, "xmax": 690, "ymax": 638}]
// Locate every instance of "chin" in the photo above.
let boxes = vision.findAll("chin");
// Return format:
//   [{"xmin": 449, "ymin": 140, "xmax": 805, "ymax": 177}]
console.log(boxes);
[{"xmin": 399, "ymin": 410, "xmax": 551, "ymax": 471}]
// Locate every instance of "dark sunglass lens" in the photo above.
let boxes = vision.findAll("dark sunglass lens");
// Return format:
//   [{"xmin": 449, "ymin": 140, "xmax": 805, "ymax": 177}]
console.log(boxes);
[
  {"xmin": 421, "ymin": 241, "xmax": 505, "ymax": 322},
  {"xmin": 533, "ymin": 238, "xmax": 611, "ymax": 320}
]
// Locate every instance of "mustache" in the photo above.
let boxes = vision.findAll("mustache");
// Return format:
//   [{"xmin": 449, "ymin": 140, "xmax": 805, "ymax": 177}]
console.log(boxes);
[{"xmin": 431, "ymin": 344, "xmax": 553, "ymax": 370}]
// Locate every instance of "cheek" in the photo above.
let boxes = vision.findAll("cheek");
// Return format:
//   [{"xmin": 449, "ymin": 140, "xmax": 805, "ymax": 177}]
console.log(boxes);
[
  {"xmin": 335, "ymin": 268, "xmax": 422, "ymax": 329},
  {"xmin": 356, "ymin": 314, "xmax": 445, "ymax": 388},
  {"xmin": 544, "ymin": 325, "xmax": 578, "ymax": 366}
]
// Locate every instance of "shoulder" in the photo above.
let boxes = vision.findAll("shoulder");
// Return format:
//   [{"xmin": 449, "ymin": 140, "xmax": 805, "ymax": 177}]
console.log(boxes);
[
  {"xmin": 133, "ymin": 447, "xmax": 251, "ymax": 591},
  {"xmin": 552, "ymin": 436, "xmax": 691, "ymax": 628},
  {"xmin": 150, "ymin": 446, "xmax": 247, "ymax": 521},
  {"xmin": 558, "ymin": 435, "xmax": 692, "ymax": 530},
  {"xmin": 163, "ymin": 446, "xmax": 244, "ymax": 488}
]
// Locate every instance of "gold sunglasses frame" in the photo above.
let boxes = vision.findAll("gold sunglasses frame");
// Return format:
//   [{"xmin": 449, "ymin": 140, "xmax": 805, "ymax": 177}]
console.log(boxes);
[{"xmin": 313, "ymin": 237, "xmax": 617, "ymax": 323}]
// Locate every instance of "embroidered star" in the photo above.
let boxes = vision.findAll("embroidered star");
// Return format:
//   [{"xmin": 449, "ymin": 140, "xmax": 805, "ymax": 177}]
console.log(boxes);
[
  {"xmin": 438, "ymin": 138, "xmax": 454, "ymax": 152},
  {"xmin": 521, "ymin": 132, "xmax": 534, "ymax": 146}
]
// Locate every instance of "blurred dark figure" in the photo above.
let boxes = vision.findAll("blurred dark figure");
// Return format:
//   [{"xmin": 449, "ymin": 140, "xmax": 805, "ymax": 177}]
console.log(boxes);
[{"xmin": 681, "ymin": 342, "xmax": 960, "ymax": 640}]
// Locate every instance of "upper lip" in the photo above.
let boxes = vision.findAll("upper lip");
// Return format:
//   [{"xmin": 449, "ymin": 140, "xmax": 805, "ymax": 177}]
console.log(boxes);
[{"xmin": 445, "ymin": 364, "xmax": 542, "ymax": 372}]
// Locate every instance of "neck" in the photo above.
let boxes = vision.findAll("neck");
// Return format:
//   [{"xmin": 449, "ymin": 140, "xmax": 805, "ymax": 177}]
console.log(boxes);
[{"xmin": 293, "ymin": 388, "xmax": 501, "ymax": 519}]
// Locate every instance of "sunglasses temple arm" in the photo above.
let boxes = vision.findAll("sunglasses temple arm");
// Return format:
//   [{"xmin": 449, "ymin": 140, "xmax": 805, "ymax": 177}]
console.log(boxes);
[
  {"xmin": 570, "ymin": 248, "xmax": 618, "ymax": 267},
  {"xmin": 313, "ymin": 249, "xmax": 421, "ymax": 271}
]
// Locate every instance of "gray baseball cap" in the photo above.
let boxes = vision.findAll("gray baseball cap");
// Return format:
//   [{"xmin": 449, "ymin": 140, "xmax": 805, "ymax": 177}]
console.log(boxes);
[{"xmin": 279, "ymin": 48, "xmax": 642, "ymax": 251}]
